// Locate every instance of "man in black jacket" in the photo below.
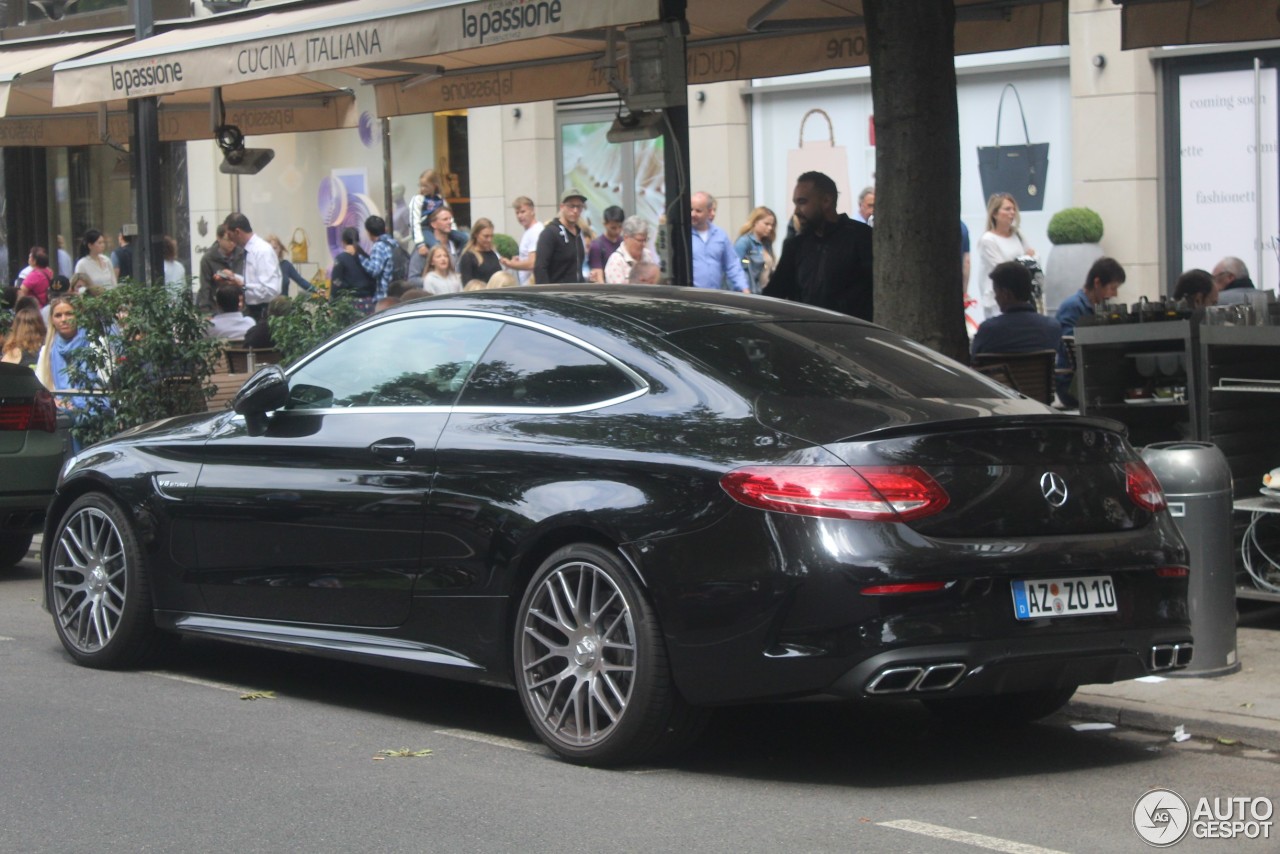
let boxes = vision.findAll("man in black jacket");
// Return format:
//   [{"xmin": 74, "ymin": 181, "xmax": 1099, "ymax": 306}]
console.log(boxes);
[
  {"xmin": 764, "ymin": 171, "xmax": 874, "ymax": 321},
  {"xmin": 534, "ymin": 189, "xmax": 587, "ymax": 284}
]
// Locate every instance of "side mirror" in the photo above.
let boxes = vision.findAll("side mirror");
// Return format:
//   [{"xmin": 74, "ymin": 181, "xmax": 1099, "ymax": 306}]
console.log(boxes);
[{"xmin": 232, "ymin": 364, "xmax": 289, "ymax": 416}]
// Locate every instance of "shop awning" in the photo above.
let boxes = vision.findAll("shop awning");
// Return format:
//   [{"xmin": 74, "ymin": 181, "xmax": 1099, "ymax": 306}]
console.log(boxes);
[
  {"xmin": 1115, "ymin": 0, "xmax": 1280, "ymax": 50},
  {"xmin": 377, "ymin": 0, "xmax": 1068, "ymax": 115},
  {"xmin": 0, "ymin": 26, "xmax": 357, "ymax": 146},
  {"xmin": 52, "ymin": 0, "xmax": 663, "ymax": 109},
  {"xmin": 53, "ymin": 0, "xmax": 1066, "ymax": 116},
  {"xmin": 0, "ymin": 34, "xmax": 129, "ymax": 117}
]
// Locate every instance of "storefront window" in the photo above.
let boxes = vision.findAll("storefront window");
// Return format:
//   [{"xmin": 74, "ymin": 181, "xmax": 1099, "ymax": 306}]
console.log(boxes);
[
  {"xmin": 1164, "ymin": 52, "xmax": 1280, "ymax": 292},
  {"xmin": 558, "ymin": 110, "xmax": 666, "ymax": 235}
]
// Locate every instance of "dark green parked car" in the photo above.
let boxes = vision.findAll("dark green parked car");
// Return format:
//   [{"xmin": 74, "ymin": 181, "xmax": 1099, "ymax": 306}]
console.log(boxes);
[{"xmin": 0, "ymin": 363, "xmax": 68, "ymax": 567}]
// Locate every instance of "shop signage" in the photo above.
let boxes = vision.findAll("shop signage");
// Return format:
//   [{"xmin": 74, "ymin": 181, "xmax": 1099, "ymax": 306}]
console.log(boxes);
[{"xmin": 54, "ymin": 0, "xmax": 659, "ymax": 108}]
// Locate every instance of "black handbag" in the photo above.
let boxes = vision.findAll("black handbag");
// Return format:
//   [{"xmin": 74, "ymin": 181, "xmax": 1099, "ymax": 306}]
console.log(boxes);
[{"xmin": 978, "ymin": 84, "xmax": 1049, "ymax": 211}]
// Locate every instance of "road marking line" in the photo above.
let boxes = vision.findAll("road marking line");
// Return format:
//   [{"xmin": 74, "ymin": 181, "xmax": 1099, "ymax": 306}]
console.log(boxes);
[
  {"xmin": 142, "ymin": 670, "xmax": 252, "ymax": 694},
  {"xmin": 0, "ymin": 635, "xmax": 14, "ymax": 641},
  {"xmin": 878, "ymin": 820, "xmax": 1072, "ymax": 854},
  {"xmin": 434, "ymin": 728, "xmax": 537, "ymax": 753}
]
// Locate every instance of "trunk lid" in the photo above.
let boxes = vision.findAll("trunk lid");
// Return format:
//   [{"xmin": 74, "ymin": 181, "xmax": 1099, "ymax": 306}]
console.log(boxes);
[{"xmin": 818, "ymin": 417, "xmax": 1151, "ymax": 538}]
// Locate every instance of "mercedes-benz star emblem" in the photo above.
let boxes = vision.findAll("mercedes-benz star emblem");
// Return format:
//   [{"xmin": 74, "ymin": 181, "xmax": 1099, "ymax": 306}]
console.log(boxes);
[{"xmin": 1040, "ymin": 471, "xmax": 1069, "ymax": 507}]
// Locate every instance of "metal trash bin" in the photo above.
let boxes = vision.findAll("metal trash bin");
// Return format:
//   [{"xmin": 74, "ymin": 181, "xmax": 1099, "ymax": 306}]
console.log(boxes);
[{"xmin": 1141, "ymin": 441, "xmax": 1240, "ymax": 677}]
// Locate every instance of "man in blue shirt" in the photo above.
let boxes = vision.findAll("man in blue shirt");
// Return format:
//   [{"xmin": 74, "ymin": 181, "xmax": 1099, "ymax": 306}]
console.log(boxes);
[
  {"xmin": 691, "ymin": 191, "xmax": 749, "ymax": 292},
  {"xmin": 972, "ymin": 262, "xmax": 1061, "ymax": 356},
  {"xmin": 1055, "ymin": 256, "xmax": 1126, "ymax": 407}
]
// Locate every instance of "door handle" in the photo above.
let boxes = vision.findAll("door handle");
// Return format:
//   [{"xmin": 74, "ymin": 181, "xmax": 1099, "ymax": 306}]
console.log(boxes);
[{"xmin": 370, "ymin": 438, "xmax": 416, "ymax": 464}]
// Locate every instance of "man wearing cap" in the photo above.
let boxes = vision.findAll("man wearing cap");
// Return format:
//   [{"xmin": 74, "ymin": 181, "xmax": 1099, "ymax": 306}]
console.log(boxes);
[{"xmin": 534, "ymin": 189, "xmax": 587, "ymax": 284}]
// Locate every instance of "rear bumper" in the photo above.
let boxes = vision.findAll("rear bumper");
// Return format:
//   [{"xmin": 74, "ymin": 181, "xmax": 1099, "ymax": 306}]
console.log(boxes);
[
  {"xmin": 827, "ymin": 629, "xmax": 1194, "ymax": 700},
  {"xmin": 637, "ymin": 505, "xmax": 1191, "ymax": 706},
  {"xmin": 0, "ymin": 491, "xmax": 56, "ymax": 533},
  {"xmin": 0, "ymin": 435, "xmax": 65, "ymax": 533}
]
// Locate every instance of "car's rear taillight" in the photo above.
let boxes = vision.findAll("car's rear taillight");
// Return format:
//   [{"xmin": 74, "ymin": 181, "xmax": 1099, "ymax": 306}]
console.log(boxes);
[
  {"xmin": 861, "ymin": 581, "xmax": 951, "ymax": 595},
  {"xmin": 1155, "ymin": 566, "xmax": 1189, "ymax": 578},
  {"xmin": 0, "ymin": 391, "xmax": 57, "ymax": 433},
  {"xmin": 1125, "ymin": 461, "xmax": 1167, "ymax": 512},
  {"xmin": 720, "ymin": 465, "xmax": 950, "ymax": 522}
]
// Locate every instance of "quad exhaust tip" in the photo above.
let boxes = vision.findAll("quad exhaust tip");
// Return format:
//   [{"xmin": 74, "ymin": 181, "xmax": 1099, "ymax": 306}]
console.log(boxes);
[
  {"xmin": 1150, "ymin": 642, "xmax": 1194, "ymax": 671},
  {"xmin": 866, "ymin": 662, "xmax": 967, "ymax": 694}
]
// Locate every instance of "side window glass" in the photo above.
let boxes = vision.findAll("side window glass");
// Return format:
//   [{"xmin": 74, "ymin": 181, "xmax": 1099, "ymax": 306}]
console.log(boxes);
[
  {"xmin": 286, "ymin": 316, "xmax": 501, "ymax": 409},
  {"xmin": 458, "ymin": 324, "xmax": 639, "ymax": 408}
]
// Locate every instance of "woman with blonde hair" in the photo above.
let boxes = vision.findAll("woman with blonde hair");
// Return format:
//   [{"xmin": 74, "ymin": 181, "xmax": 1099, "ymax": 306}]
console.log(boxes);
[
  {"xmin": 265, "ymin": 233, "xmax": 313, "ymax": 297},
  {"xmin": 36, "ymin": 296, "xmax": 105, "ymax": 452},
  {"xmin": 733, "ymin": 206, "xmax": 777, "ymax": 294},
  {"xmin": 422, "ymin": 244, "xmax": 462, "ymax": 295},
  {"xmin": 486, "ymin": 270, "xmax": 518, "ymax": 290},
  {"xmin": 458, "ymin": 218, "xmax": 503, "ymax": 284},
  {"xmin": 1, "ymin": 306, "xmax": 46, "ymax": 368},
  {"xmin": 978, "ymin": 193, "xmax": 1035, "ymax": 320}
]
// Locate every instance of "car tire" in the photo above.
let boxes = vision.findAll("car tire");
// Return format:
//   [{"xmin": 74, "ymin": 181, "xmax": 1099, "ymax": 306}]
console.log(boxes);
[
  {"xmin": 47, "ymin": 493, "xmax": 163, "ymax": 669},
  {"xmin": 514, "ymin": 543, "xmax": 706, "ymax": 766},
  {"xmin": 0, "ymin": 532, "xmax": 33, "ymax": 568},
  {"xmin": 922, "ymin": 685, "xmax": 1078, "ymax": 726}
]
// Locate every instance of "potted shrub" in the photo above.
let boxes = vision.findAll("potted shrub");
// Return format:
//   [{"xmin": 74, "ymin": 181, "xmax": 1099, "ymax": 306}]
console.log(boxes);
[
  {"xmin": 493, "ymin": 232, "xmax": 518, "ymax": 260},
  {"xmin": 1044, "ymin": 207, "xmax": 1105, "ymax": 314},
  {"xmin": 63, "ymin": 279, "xmax": 223, "ymax": 448}
]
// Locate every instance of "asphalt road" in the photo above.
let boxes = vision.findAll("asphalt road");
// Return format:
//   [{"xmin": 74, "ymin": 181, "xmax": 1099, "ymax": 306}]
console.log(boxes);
[{"xmin": 2, "ymin": 550, "xmax": 1276, "ymax": 854}]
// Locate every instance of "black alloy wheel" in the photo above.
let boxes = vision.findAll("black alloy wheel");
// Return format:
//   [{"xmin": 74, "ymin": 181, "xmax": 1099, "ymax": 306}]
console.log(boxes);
[
  {"xmin": 514, "ymin": 543, "xmax": 705, "ymax": 766},
  {"xmin": 48, "ymin": 493, "xmax": 163, "ymax": 668}
]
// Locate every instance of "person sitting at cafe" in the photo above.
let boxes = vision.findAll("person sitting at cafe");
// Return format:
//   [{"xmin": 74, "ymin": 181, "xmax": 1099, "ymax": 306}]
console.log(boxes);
[
  {"xmin": 1172, "ymin": 269, "xmax": 1217, "ymax": 311},
  {"xmin": 243, "ymin": 295, "xmax": 292, "ymax": 349},
  {"xmin": 971, "ymin": 261, "xmax": 1061, "ymax": 357},
  {"xmin": 1212, "ymin": 256, "xmax": 1258, "ymax": 306},
  {"xmin": 206, "ymin": 283, "xmax": 255, "ymax": 340},
  {"xmin": 1054, "ymin": 257, "xmax": 1126, "ymax": 408}
]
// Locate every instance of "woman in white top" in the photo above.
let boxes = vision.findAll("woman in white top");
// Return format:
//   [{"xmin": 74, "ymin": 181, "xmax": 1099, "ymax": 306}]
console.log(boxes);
[
  {"xmin": 977, "ymin": 193, "xmax": 1034, "ymax": 320},
  {"xmin": 72, "ymin": 229, "xmax": 117, "ymax": 290},
  {"xmin": 422, "ymin": 244, "xmax": 462, "ymax": 294},
  {"xmin": 604, "ymin": 216, "xmax": 658, "ymax": 284}
]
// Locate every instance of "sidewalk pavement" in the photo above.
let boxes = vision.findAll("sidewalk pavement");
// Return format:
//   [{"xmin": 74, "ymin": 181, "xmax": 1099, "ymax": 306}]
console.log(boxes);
[{"xmin": 1067, "ymin": 607, "xmax": 1280, "ymax": 752}]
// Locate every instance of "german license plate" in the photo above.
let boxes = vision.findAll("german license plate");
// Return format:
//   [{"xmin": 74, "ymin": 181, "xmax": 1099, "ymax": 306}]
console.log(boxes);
[{"xmin": 1011, "ymin": 576, "xmax": 1117, "ymax": 619}]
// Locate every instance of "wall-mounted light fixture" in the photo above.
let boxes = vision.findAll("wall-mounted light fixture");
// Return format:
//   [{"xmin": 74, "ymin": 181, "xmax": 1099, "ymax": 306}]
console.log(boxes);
[
  {"xmin": 1092, "ymin": 54, "xmax": 1106, "ymax": 69},
  {"xmin": 513, "ymin": 107, "xmax": 522, "ymax": 119},
  {"xmin": 696, "ymin": 91, "xmax": 706, "ymax": 104}
]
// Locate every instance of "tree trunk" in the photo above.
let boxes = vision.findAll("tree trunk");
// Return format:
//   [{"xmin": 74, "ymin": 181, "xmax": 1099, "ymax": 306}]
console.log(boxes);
[{"xmin": 864, "ymin": 0, "xmax": 968, "ymax": 362}]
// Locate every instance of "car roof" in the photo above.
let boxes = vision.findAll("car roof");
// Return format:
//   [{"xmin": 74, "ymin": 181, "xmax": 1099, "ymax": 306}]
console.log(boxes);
[{"xmin": 382, "ymin": 286, "xmax": 873, "ymax": 336}]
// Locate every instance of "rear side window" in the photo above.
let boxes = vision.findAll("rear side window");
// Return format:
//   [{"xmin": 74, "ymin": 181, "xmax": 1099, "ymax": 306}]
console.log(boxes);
[
  {"xmin": 669, "ymin": 321, "xmax": 1010, "ymax": 401},
  {"xmin": 459, "ymin": 324, "xmax": 639, "ymax": 408}
]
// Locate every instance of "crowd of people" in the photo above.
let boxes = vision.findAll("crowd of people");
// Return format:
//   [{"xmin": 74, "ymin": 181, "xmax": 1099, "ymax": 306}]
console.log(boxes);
[
  {"xmin": 5, "ymin": 169, "xmax": 1270, "ymax": 431},
  {"xmin": 967, "ymin": 188, "xmax": 1260, "ymax": 407}
]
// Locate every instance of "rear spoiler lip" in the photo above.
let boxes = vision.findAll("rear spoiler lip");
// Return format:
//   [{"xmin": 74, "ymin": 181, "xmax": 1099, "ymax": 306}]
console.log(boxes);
[{"xmin": 830, "ymin": 412, "xmax": 1129, "ymax": 445}]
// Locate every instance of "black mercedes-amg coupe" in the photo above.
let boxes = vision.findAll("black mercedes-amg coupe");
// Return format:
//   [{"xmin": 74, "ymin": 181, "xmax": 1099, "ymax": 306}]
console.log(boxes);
[{"xmin": 44, "ymin": 287, "xmax": 1191, "ymax": 765}]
